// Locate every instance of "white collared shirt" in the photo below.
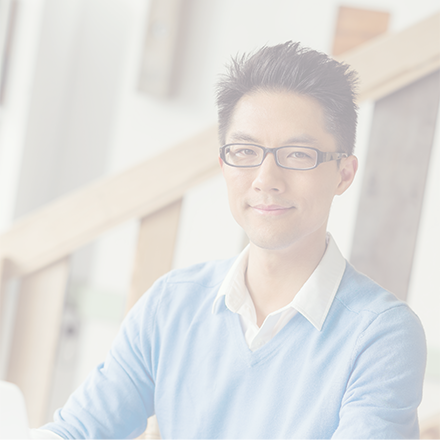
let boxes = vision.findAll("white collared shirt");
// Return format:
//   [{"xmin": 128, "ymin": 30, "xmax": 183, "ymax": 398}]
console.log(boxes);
[{"xmin": 212, "ymin": 233, "xmax": 346, "ymax": 351}]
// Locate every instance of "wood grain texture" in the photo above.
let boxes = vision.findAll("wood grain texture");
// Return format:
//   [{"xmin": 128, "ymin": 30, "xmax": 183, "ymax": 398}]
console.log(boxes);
[
  {"xmin": 338, "ymin": 12, "xmax": 440, "ymax": 102},
  {"xmin": 6, "ymin": 258, "xmax": 69, "ymax": 427},
  {"xmin": 332, "ymin": 6, "xmax": 390, "ymax": 56},
  {"xmin": 350, "ymin": 70, "xmax": 440, "ymax": 300},
  {"xmin": 138, "ymin": 0, "xmax": 184, "ymax": 96},
  {"xmin": 129, "ymin": 201, "xmax": 184, "ymax": 440},
  {"xmin": 126, "ymin": 199, "xmax": 182, "ymax": 314},
  {"xmin": 0, "ymin": 126, "xmax": 219, "ymax": 277}
]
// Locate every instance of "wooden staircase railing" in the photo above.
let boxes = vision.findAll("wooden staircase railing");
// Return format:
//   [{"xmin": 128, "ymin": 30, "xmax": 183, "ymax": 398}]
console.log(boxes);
[
  {"xmin": 0, "ymin": 126, "xmax": 219, "ymax": 426},
  {"xmin": 0, "ymin": 11, "xmax": 438, "ymax": 430}
]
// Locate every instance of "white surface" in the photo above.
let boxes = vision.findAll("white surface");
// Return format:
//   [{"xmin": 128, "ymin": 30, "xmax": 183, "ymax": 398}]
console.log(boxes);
[
  {"xmin": 0, "ymin": 381, "xmax": 30, "ymax": 439},
  {"xmin": 30, "ymin": 428, "xmax": 62, "ymax": 439},
  {"xmin": 0, "ymin": 0, "xmax": 45, "ymax": 233}
]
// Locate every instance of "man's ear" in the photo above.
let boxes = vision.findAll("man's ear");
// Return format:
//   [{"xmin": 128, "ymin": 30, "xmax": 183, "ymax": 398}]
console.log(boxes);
[
  {"xmin": 218, "ymin": 156, "xmax": 223, "ymax": 167},
  {"xmin": 335, "ymin": 155, "xmax": 358, "ymax": 196}
]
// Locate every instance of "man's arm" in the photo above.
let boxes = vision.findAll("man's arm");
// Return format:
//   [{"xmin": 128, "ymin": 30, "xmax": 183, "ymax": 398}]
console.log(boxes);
[
  {"xmin": 332, "ymin": 305, "xmax": 426, "ymax": 439},
  {"xmin": 38, "ymin": 276, "xmax": 164, "ymax": 439}
]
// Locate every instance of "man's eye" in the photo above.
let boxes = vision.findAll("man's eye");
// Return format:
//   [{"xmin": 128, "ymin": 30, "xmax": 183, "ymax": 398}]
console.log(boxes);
[
  {"xmin": 290, "ymin": 151, "xmax": 310, "ymax": 159},
  {"xmin": 235, "ymin": 148, "xmax": 257, "ymax": 156}
]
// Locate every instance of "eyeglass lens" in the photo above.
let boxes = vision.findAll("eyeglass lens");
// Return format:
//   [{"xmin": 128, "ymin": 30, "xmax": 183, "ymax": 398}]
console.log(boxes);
[{"xmin": 225, "ymin": 145, "xmax": 318, "ymax": 169}]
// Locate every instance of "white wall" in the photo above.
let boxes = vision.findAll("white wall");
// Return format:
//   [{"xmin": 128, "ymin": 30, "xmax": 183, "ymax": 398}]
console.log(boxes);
[
  {"xmin": 1, "ymin": 0, "xmax": 439, "ymax": 422},
  {"xmin": 0, "ymin": 0, "xmax": 45, "ymax": 233}
]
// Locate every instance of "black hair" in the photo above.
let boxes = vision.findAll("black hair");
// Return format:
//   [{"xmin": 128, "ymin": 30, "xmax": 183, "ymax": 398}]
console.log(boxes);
[{"xmin": 216, "ymin": 41, "xmax": 358, "ymax": 154}]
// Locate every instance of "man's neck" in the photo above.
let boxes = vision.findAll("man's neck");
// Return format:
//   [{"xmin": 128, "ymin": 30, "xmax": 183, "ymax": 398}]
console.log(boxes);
[{"xmin": 245, "ymin": 231, "xmax": 327, "ymax": 326}]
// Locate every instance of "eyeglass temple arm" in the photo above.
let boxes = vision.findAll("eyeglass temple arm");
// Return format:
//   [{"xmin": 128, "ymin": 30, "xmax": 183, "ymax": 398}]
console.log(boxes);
[{"xmin": 319, "ymin": 152, "xmax": 348, "ymax": 162}]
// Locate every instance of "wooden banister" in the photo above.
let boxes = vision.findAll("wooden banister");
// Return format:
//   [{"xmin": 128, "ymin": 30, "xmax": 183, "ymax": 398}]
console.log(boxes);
[
  {"xmin": 0, "ymin": 10, "xmax": 437, "ymax": 274},
  {"xmin": 125, "ymin": 195, "xmax": 183, "ymax": 440},
  {"xmin": 338, "ymin": 12, "xmax": 440, "ymax": 102},
  {"xmin": 127, "ymin": 199, "xmax": 183, "ymax": 313},
  {"xmin": 0, "ymin": 12, "xmax": 438, "ymax": 278},
  {"xmin": 7, "ymin": 259, "xmax": 70, "ymax": 427},
  {"xmin": 0, "ymin": 126, "xmax": 219, "ymax": 277}
]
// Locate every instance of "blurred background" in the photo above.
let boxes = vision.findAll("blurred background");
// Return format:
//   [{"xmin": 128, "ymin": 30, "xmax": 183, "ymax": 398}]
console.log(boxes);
[{"xmin": 0, "ymin": 0, "xmax": 439, "ymax": 434}]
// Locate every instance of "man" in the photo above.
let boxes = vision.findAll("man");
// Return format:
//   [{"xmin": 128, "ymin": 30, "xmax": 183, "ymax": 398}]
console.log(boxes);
[{"xmin": 34, "ymin": 42, "xmax": 426, "ymax": 439}]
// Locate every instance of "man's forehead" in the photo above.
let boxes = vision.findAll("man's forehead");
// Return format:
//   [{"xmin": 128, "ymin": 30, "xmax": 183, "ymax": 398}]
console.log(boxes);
[
  {"xmin": 227, "ymin": 130, "xmax": 321, "ymax": 146},
  {"xmin": 223, "ymin": 89, "xmax": 338, "ymax": 151}
]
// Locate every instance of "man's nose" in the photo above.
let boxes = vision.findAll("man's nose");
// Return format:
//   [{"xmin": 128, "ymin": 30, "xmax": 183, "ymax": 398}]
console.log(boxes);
[{"xmin": 251, "ymin": 152, "xmax": 286, "ymax": 193}]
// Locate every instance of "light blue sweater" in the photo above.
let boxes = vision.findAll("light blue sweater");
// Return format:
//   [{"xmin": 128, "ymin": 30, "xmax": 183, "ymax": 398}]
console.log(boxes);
[{"xmin": 43, "ymin": 259, "xmax": 426, "ymax": 439}]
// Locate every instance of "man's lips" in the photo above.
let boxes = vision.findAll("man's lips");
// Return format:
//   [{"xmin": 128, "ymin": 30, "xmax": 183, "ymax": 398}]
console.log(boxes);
[{"xmin": 251, "ymin": 204, "xmax": 295, "ymax": 215}]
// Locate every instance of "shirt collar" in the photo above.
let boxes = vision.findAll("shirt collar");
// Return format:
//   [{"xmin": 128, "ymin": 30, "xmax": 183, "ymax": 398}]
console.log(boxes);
[
  {"xmin": 212, "ymin": 244, "xmax": 250, "ymax": 314},
  {"xmin": 290, "ymin": 235, "xmax": 346, "ymax": 330},
  {"xmin": 212, "ymin": 233, "xmax": 346, "ymax": 331}
]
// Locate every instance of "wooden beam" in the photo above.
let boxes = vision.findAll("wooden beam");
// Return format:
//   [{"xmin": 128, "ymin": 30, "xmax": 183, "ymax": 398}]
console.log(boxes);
[
  {"xmin": 0, "ymin": 126, "xmax": 219, "ymax": 277},
  {"xmin": 6, "ymin": 258, "xmax": 69, "ymax": 427},
  {"xmin": 338, "ymin": 12, "xmax": 440, "ymax": 102},
  {"xmin": 332, "ymin": 6, "xmax": 390, "ymax": 56},
  {"xmin": 350, "ymin": 70, "xmax": 440, "ymax": 301},
  {"xmin": 138, "ymin": 0, "xmax": 184, "ymax": 97},
  {"xmin": 126, "ymin": 199, "xmax": 182, "ymax": 313},
  {"xmin": 128, "ymin": 202, "xmax": 183, "ymax": 440}
]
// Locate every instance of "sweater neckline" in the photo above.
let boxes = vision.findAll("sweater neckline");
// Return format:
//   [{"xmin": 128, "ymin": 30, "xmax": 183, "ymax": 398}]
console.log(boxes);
[{"xmin": 225, "ymin": 306, "xmax": 308, "ymax": 366}]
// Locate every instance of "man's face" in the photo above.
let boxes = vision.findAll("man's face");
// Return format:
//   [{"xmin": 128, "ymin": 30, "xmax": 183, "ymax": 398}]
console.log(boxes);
[{"xmin": 220, "ymin": 90, "xmax": 357, "ymax": 252}]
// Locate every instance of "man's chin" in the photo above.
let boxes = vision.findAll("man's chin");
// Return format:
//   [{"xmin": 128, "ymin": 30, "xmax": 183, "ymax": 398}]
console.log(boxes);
[{"xmin": 247, "ymin": 233, "xmax": 298, "ymax": 252}]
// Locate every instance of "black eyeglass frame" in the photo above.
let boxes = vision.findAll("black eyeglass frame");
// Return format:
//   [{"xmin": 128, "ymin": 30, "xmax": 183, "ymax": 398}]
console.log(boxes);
[{"xmin": 219, "ymin": 143, "xmax": 348, "ymax": 170}]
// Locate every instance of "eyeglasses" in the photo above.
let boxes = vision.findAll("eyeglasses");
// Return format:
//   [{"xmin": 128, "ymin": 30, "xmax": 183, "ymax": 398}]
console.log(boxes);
[{"xmin": 219, "ymin": 144, "xmax": 347, "ymax": 170}]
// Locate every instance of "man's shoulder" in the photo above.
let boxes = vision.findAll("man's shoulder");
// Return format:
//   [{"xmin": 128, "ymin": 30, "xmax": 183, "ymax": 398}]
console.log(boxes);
[
  {"xmin": 328, "ymin": 263, "xmax": 425, "ymax": 353},
  {"xmin": 165, "ymin": 256, "xmax": 236, "ymax": 288},
  {"xmin": 334, "ymin": 262, "xmax": 414, "ymax": 318},
  {"xmin": 125, "ymin": 256, "xmax": 237, "ymax": 332},
  {"xmin": 134, "ymin": 256, "xmax": 236, "ymax": 313}
]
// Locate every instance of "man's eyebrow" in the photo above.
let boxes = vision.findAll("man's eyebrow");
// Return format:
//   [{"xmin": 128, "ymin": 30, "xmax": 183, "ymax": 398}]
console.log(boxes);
[
  {"xmin": 283, "ymin": 135, "xmax": 320, "ymax": 146},
  {"xmin": 227, "ymin": 132, "xmax": 258, "ymax": 143},
  {"xmin": 227, "ymin": 132, "xmax": 320, "ymax": 146}
]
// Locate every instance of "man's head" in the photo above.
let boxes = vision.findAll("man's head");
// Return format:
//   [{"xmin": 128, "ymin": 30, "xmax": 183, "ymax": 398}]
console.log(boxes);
[
  {"xmin": 216, "ymin": 42, "xmax": 359, "ymax": 252},
  {"xmin": 216, "ymin": 41, "xmax": 358, "ymax": 155}
]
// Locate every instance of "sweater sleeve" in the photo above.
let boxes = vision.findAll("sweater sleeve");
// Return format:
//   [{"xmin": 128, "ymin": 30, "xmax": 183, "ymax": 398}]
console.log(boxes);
[
  {"xmin": 39, "ymin": 276, "xmax": 165, "ymax": 439},
  {"xmin": 332, "ymin": 304, "xmax": 426, "ymax": 439}
]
